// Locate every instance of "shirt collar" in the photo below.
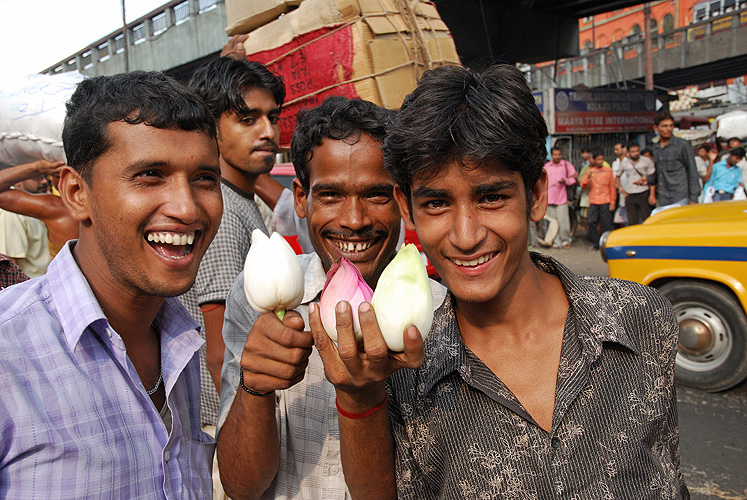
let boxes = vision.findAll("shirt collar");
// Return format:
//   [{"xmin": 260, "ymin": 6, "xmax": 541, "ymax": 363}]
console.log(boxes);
[
  {"xmin": 48, "ymin": 241, "xmax": 202, "ymax": 354},
  {"xmin": 419, "ymin": 252, "xmax": 638, "ymax": 396}
]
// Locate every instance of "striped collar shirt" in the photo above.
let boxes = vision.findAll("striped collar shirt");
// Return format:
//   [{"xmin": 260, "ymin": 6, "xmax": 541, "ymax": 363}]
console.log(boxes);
[
  {"xmin": 0, "ymin": 241, "xmax": 214, "ymax": 500},
  {"xmin": 387, "ymin": 253, "xmax": 688, "ymax": 499},
  {"xmin": 219, "ymin": 252, "xmax": 446, "ymax": 500}
]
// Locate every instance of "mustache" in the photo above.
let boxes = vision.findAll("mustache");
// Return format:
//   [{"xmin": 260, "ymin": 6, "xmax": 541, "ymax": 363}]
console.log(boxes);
[
  {"xmin": 252, "ymin": 141, "xmax": 278, "ymax": 154},
  {"xmin": 323, "ymin": 229, "xmax": 387, "ymax": 241}
]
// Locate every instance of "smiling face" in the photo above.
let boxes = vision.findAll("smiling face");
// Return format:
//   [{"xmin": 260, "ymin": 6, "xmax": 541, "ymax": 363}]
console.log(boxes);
[
  {"xmin": 395, "ymin": 160, "xmax": 547, "ymax": 307},
  {"xmin": 293, "ymin": 135, "xmax": 400, "ymax": 286},
  {"xmin": 217, "ymin": 87, "xmax": 280, "ymax": 188},
  {"xmin": 66, "ymin": 121, "xmax": 223, "ymax": 299}
]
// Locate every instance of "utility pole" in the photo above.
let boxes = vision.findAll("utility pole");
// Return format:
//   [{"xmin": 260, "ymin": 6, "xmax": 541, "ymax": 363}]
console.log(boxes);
[
  {"xmin": 643, "ymin": 2, "xmax": 653, "ymax": 90},
  {"xmin": 121, "ymin": 0, "xmax": 130, "ymax": 73}
]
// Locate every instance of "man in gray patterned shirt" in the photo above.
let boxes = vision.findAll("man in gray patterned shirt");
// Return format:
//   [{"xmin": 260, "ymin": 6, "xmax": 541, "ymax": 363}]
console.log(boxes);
[
  {"xmin": 312, "ymin": 64, "xmax": 689, "ymax": 499},
  {"xmin": 178, "ymin": 56, "xmax": 284, "ymax": 496}
]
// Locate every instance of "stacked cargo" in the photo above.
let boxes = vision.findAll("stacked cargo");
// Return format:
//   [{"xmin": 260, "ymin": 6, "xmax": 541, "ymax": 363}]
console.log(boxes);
[{"xmin": 226, "ymin": 0, "xmax": 460, "ymax": 146}]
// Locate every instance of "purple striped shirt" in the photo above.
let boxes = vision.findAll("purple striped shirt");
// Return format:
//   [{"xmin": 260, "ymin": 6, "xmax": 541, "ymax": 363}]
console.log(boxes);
[{"xmin": 0, "ymin": 242, "xmax": 214, "ymax": 499}]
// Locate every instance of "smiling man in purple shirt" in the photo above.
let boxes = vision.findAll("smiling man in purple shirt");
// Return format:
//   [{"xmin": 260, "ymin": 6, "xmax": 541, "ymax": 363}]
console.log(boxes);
[{"xmin": 0, "ymin": 72, "xmax": 223, "ymax": 499}]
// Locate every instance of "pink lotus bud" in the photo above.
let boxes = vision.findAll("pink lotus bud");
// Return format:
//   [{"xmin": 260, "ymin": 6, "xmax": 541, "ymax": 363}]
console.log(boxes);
[{"xmin": 319, "ymin": 257, "xmax": 373, "ymax": 341}]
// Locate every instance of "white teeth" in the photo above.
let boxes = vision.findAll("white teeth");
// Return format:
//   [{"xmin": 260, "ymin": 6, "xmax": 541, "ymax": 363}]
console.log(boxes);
[
  {"xmin": 452, "ymin": 253, "xmax": 495, "ymax": 267},
  {"xmin": 146, "ymin": 231, "xmax": 196, "ymax": 246},
  {"xmin": 334, "ymin": 240, "xmax": 372, "ymax": 252}
]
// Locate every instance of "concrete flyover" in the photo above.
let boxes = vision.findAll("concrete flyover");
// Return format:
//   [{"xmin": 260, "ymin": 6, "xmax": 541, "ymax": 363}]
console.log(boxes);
[{"xmin": 527, "ymin": 7, "xmax": 747, "ymax": 91}]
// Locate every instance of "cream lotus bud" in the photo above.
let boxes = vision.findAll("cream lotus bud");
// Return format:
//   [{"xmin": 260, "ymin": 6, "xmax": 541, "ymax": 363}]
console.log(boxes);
[
  {"xmin": 243, "ymin": 229, "xmax": 304, "ymax": 318},
  {"xmin": 319, "ymin": 257, "xmax": 373, "ymax": 341},
  {"xmin": 371, "ymin": 244, "xmax": 433, "ymax": 352}
]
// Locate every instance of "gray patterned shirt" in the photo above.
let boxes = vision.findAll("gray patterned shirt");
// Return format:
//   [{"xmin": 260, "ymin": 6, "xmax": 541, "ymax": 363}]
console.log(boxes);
[
  {"xmin": 387, "ymin": 253, "xmax": 688, "ymax": 499},
  {"xmin": 180, "ymin": 179, "xmax": 268, "ymax": 427}
]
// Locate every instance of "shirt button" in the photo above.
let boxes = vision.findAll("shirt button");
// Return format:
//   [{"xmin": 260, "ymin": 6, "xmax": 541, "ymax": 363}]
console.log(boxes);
[
  {"xmin": 330, "ymin": 466, "xmax": 340, "ymax": 475},
  {"xmin": 551, "ymin": 437, "xmax": 561, "ymax": 449},
  {"xmin": 107, "ymin": 331, "xmax": 113, "ymax": 338},
  {"xmin": 164, "ymin": 451, "xmax": 171, "ymax": 462}
]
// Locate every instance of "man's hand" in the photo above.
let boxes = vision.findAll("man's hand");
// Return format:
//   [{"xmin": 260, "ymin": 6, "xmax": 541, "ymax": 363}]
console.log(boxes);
[
  {"xmin": 620, "ymin": 189, "xmax": 629, "ymax": 197},
  {"xmin": 221, "ymin": 34, "xmax": 249, "ymax": 59},
  {"xmin": 633, "ymin": 177, "xmax": 648, "ymax": 186},
  {"xmin": 239, "ymin": 310, "xmax": 313, "ymax": 394},
  {"xmin": 708, "ymin": 148, "xmax": 718, "ymax": 162},
  {"xmin": 309, "ymin": 300, "xmax": 424, "ymax": 411},
  {"xmin": 33, "ymin": 160, "xmax": 65, "ymax": 177},
  {"xmin": 648, "ymin": 193, "xmax": 657, "ymax": 206},
  {"xmin": 609, "ymin": 203, "xmax": 616, "ymax": 212}
]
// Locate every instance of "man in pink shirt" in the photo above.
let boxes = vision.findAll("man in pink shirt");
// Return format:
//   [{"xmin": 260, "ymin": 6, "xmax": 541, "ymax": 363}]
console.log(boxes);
[
  {"xmin": 581, "ymin": 149, "xmax": 617, "ymax": 251},
  {"xmin": 543, "ymin": 146, "xmax": 577, "ymax": 249}
]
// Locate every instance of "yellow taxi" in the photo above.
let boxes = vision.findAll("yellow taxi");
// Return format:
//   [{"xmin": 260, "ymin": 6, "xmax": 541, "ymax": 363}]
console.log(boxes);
[{"xmin": 601, "ymin": 200, "xmax": 747, "ymax": 392}]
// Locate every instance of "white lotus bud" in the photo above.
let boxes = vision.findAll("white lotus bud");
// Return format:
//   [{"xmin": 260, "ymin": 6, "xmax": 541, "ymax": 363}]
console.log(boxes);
[
  {"xmin": 371, "ymin": 244, "xmax": 433, "ymax": 351},
  {"xmin": 243, "ymin": 229, "xmax": 304, "ymax": 318}
]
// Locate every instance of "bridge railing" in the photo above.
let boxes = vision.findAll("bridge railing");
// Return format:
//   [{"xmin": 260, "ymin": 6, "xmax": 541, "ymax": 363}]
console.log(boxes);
[
  {"xmin": 526, "ymin": 6, "xmax": 747, "ymax": 90},
  {"xmin": 42, "ymin": 0, "xmax": 221, "ymax": 75}
]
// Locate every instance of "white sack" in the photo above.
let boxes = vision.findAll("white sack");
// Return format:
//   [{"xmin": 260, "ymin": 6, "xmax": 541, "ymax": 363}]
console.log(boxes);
[{"xmin": 0, "ymin": 72, "xmax": 85, "ymax": 167}]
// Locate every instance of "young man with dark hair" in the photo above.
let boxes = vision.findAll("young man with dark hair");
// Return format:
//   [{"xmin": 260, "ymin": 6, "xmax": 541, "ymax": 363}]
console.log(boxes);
[
  {"xmin": 704, "ymin": 146, "xmax": 745, "ymax": 201},
  {"xmin": 617, "ymin": 141, "xmax": 655, "ymax": 224},
  {"xmin": 635, "ymin": 110, "xmax": 700, "ymax": 208},
  {"xmin": 0, "ymin": 71, "xmax": 223, "ymax": 498},
  {"xmin": 311, "ymin": 64, "xmax": 688, "ymax": 499},
  {"xmin": 216, "ymin": 96, "xmax": 445, "ymax": 500},
  {"xmin": 581, "ymin": 149, "xmax": 617, "ymax": 249},
  {"xmin": 179, "ymin": 56, "xmax": 285, "ymax": 441}
]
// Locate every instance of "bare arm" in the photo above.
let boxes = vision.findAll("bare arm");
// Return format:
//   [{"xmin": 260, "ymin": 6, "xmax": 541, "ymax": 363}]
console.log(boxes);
[
  {"xmin": 702, "ymin": 149, "xmax": 718, "ymax": 182},
  {"xmin": 0, "ymin": 160, "xmax": 64, "ymax": 192},
  {"xmin": 309, "ymin": 301, "xmax": 424, "ymax": 500},
  {"xmin": 201, "ymin": 302, "xmax": 226, "ymax": 391},
  {"xmin": 254, "ymin": 174, "xmax": 286, "ymax": 210},
  {"xmin": 217, "ymin": 311, "xmax": 313, "ymax": 500},
  {"xmin": 0, "ymin": 190, "xmax": 79, "ymax": 245}
]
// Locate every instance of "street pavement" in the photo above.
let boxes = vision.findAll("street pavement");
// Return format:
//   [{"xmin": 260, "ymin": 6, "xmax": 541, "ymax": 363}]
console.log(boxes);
[{"xmin": 545, "ymin": 231, "xmax": 747, "ymax": 500}]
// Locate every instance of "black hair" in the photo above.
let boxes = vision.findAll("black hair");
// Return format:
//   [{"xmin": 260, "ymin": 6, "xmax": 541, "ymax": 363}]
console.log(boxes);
[
  {"xmin": 290, "ymin": 96, "xmax": 394, "ymax": 192},
  {"xmin": 614, "ymin": 141, "xmax": 625, "ymax": 149},
  {"xmin": 626, "ymin": 141, "xmax": 640, "ymax": 150},
  {"xmin": 188, "ymin": 56, "xmax": 285, "ymax": 119},
  {"xmin": 383, "ymin": 64, "xmax": 548, "ymax": 214},
  {"xmin": 591, "ymin": 148, "xmax": 605, "ymax": 159},
  {"xmin": 641, "ymin": 148, "xmax": 653, "ymax": 156},
  {"xmin": 697, "ymin": 144, "xmax": 711, "ymax": 152},
  {"xmin": 581, "ymin": 147, "xmax": 590, "ymax": 153},
  {"xmin": 62, "ymin": 71, "xmax": 217, "ymax": 184},
  {"xmin": 550, "ymin": 146, "xmax": 563, "ymax": 153},
  {"xmin": 731, "ymin": 146, "xmax": 746, "ymax": 160},
  {"xmin": 727, "ymin": 137, "xmax": 742, "ymax": 146},
  {"xmin": 655, "ymin": 110, "xmax": 674, "ymax": 125}
]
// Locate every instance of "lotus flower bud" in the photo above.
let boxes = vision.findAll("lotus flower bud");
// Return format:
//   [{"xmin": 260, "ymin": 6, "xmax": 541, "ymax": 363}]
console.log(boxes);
[
  {"xmin": 244, "ymin": 229, "xmax": 304, "ymax": 319},
  {"xmin": 371, "ymin": 244, "xmax": 433, "ymax": 352},
  {"xmin": 319, "ymin": 257, "xmax": 373, "ymax": 341}
]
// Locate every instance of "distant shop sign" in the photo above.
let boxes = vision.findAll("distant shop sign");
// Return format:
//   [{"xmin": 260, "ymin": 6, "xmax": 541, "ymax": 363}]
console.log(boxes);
[{"xmin": 551, "ymin": 88, "xmax": 656, "ymax": 134}]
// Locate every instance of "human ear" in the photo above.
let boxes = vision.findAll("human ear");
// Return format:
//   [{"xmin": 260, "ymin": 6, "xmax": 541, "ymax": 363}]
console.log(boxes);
[
  {"xmin": 529, "ymin": 169, "xmax": 549, "ymax": 223},
  {"xmin": 292, "ymin": 177, "xmax": 308, "ymax": 219},
  {"xmin": 393, "ymin": 185, "xmax": 416, "ymax": 231},
  {"xmin": 58, "ymin": 166, "xmax": 92, "ymax": 223}
]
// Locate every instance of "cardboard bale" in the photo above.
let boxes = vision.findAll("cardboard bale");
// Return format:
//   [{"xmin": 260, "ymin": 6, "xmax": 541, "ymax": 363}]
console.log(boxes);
[
  {"xmin": 225, "ymin": 0, "xmax": 305, "ymax": 36},
  {"xmin": 242, "ymin": 0, "xmax": 460, "ymax": 147}
]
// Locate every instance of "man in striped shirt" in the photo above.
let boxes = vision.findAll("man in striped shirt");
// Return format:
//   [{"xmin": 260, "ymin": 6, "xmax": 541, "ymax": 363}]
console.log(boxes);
[{"xmin": 0, "ymin": 72, "xmax": 223, "ymax": 499}]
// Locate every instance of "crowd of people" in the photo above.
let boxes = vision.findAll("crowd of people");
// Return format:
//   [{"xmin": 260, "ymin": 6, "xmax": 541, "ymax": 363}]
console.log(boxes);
[
  {"xmin": 0, "ymin": 44, "xmax": 726, "ymax": 499},
  {"xmin": 533, "ymin": 113, "xmax": 745, "ymax": 252}
]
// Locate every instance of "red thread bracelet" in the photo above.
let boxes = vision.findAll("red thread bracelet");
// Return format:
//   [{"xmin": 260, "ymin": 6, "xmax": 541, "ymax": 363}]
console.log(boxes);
[
  {"xmin": 335, "ymin": 394, "xmax": 388, "ymax": 419},
  {"xmin": 200, "ymin": 303, "xmax": 223, "ymax": 313}
]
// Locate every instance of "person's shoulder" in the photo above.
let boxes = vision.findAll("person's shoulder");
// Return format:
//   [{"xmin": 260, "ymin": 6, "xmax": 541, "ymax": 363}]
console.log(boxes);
[
  {"xmin": 576, "ymin": 275, "xmax": 673, "ymax": 327},
  {"xmin": 0, "ymin": 277, "xmax": 54, "ymax": 333}
]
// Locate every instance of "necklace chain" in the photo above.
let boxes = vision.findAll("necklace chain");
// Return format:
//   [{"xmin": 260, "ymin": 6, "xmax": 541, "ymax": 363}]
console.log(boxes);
[{"xmin": 146, "ymin": 371, "xmax": 163, "ymax": 396}]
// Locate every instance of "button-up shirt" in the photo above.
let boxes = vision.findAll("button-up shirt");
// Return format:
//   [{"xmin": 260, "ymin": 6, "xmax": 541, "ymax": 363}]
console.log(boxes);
[
  {"xmin": 0, "ymin": 241, "xmax": 214, "ymax": 499},
  {"xmin": 580, "ymin": 165, "xmax": 617, "ymax": 205},
  {"xmin": 387, "ymin": 253, "xmax": 688, "ymax": 499},
  {"xmin": 709, "ymin": 159, "xmax": 743, "ymax": 193},
  {"xmin": 219, "ymin": 253, "xmax": 446, "ymax": 500},
  {"xmin": 618, "ymin": 155, "xmax": 655, "ymax": 195},
  {"xmin": 543, "ymin": 159, "xmax": 577, "ymax": 205},
  {"xmin": 649, "ymin": 135, "xmax": 700, "ymax": 205},
  {"xmin": 0, "ymin": 252, "xmax": 28, "ymax": 290}
]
